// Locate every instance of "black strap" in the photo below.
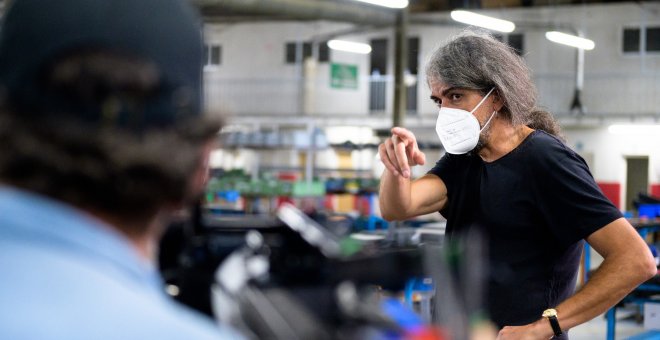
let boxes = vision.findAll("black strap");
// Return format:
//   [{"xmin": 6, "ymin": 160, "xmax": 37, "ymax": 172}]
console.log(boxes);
[{"xmin": 548, "ymin": 315, "xmax": 563, "ymax": 337}]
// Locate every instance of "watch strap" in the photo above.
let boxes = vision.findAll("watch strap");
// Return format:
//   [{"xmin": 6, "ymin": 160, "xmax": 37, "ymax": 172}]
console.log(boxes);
[{"xmin": 547, "ymin": 314, "xmax": 563, "ymax": 337}]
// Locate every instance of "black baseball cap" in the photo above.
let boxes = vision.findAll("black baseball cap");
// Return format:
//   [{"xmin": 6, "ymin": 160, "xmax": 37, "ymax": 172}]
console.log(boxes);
[{"xmin": 0, "ymin": 0, "xmax": 204, "ymax": 130}]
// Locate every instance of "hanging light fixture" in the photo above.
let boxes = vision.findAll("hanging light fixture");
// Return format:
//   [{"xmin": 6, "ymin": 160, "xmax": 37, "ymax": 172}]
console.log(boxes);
[
  {"xmin": 545, "ymin": 31, "xmax": 595, "ymax": 50},
  {"xmin": 350, "ymin": 0, "xmax": 408, "ymax": 9},
  {"xmin": 327, "ymin": 40, "xmax": 372, "ymax": 54},
  {"xmin": 450, "ymin": 10, "xmax": 515, "ymax": 33}
]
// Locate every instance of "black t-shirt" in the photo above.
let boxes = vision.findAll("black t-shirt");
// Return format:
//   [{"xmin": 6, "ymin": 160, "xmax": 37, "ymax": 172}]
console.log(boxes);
[{"xmin": 428, "ymin": 130, "xmax": 622, "ymax": 329}]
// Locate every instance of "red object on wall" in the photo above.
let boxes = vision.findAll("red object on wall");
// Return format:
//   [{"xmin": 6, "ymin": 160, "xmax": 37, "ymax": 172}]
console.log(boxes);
[
  {"xmin": 597, "ymin": 182, "xmax": 621, "ymax": 209},
  {"xmin": 651, "ymin": 184, "xmax": 660, "ymax": 199}
]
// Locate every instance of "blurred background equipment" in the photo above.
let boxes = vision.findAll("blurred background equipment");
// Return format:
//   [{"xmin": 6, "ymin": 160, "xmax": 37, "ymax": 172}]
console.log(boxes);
[{"xmin": 159, "ymin": 201, "xmax": 459, "ymax": 339}]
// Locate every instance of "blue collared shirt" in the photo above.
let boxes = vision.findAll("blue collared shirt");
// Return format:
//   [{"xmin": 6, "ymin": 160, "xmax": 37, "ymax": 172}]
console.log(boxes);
[{"xmin": 0, "ymin": 187, "xmax": 244, "ymax": 340}]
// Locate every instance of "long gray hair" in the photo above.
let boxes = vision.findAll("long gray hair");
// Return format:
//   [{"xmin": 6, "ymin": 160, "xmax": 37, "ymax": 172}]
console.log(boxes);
[{"xmin": 425, "ymin": 30, "xmax": 561, "ymax": 137}]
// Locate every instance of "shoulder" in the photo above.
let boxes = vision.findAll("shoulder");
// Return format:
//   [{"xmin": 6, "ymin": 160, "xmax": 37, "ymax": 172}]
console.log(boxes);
[
  {"xmin": 523, "ymin": 130, "xmax": 583, "ymax": 167},
  {"xmin": 0, "ymin": 241, "xmax": 244, "ymax": 340},
  {"xmin": 525, "ymin": 130, "xmax": 570, "ymax": 154},
  {"xmin": 92, "ymin": 280, "xmax": 244, "ymax": 339}
]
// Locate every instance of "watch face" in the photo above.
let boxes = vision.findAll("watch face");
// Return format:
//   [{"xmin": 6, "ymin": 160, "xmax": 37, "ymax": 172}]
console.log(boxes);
[{"xmin": 543, "ymin": 309, "xmax": 558, "ymax": 318}]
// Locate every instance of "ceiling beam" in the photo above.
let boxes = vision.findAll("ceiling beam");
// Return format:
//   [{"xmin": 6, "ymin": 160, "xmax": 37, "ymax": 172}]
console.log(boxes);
[{"xmin": 192, "ymin": 0, "xmax": 399, "ymax": 25}]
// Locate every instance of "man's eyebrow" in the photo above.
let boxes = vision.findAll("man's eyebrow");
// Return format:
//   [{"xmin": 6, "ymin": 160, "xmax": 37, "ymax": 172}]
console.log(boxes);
[
  {"xmin": 430, "ymin": 87, "xmax": 459, "ymax": 102},
  {"xmin": 441, "ymin": 86, "xmax": 458, "ymax": 97}
]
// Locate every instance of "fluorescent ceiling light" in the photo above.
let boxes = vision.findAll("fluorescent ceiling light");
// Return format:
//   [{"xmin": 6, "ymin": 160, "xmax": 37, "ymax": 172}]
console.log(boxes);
[
  {"xmin": 450, "ymin": 10, "xmax": 515, "ymax": 33},
  {"xmin": 608, "ymin": 124, "xmax": 660, "ymax": 135},
  {"xmin": 327, "ymin": 40, "xmax": 372, "ymax": 54},
  {"xmin": 545, "ymin": 31, "xmax": 595, "ymax": 50},
  {"xmin": 351, "ymin": 0, "xmax": 409, "ymax": 9}
]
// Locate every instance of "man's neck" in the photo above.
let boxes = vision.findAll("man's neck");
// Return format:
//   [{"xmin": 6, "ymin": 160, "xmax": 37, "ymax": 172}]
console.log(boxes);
[{"xmin": 478, "ymin": 118, "xmax": 534, "ymax": 163}]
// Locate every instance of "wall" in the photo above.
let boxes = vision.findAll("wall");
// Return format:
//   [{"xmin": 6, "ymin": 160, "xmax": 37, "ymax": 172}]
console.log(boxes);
[
  {"xmin": 564, "ymin": 126, "xmax": 660, "ymax": 210},
  {"xmin": 414, "ymin": 2, "xmax": 660, "ymax": 117},
  {"xmin": 517, "ymin": 3, "xmax": 660, "ymax": 116},
  {"xmin": 203, "ymin": 21, "xmax": 370, "ymax": 117},
  {"xmin": 203, "ymin": 2, "xmax": 660, "ymax": 119}
]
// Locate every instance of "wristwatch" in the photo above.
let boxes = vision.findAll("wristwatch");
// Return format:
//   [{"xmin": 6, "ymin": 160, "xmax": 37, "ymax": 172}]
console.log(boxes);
[{"xmin": 542, "ymin": 308, "xmax": 563, "ymax": 337}]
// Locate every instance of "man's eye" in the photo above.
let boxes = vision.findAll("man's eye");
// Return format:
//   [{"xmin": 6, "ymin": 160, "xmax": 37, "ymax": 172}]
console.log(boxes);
[{"xmin": 451, "ymin": 94, "xmax": 462, "ymax": 101}]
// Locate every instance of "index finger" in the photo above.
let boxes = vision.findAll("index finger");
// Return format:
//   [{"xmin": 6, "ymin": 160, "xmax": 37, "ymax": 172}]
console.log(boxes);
[
  {"xmin": 391, "ymin": 127, "xmax": 416, "ymax": 143},
  {"xmin": 393, "ymin": 137, "xmax": 410, "ymax": 178}
]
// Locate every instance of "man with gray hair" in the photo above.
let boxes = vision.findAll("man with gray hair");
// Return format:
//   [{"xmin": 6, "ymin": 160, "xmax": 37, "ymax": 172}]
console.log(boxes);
[
  {"xmin": 379, "ymin": 31, "xmax": 656, "ymax": 339},
  {"xmin": 0, "ymin": 0, "xmax": 243, "ymax": 339}
]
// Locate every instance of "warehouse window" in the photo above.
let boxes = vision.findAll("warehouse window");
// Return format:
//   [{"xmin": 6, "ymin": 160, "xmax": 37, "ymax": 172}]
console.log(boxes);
[
  {"xmin": 493, "ymin": 33, "xmax": 524, "ymax": 55},
  {"xmin": 369, "ymin": 38, "xmax": 388, "ymax": 76},
  {"xmin": 285, "ymin": 42, "xmax": 311, "ymax": 63},
  {"xmin": 285, "ymin": 41, "xmax": 329, "ymax": 63},
  {"xmin": 407, "ymin": 37, "xmax": 419, "ymax": 114},
  {"xmin": 408, "ymin": 37, "xmax": 419, "ymax": 75},
  {"xmin": 319, "ymin": 41, "xmax": 330, "ymax": 62},
  {"xmin": 204, "ymin": 44, "xmax": 222, "ymax": 66},
  {"xmin": 285, "ymin": 43, "xmax": 295, "ymax": 63},
  {"xmin": 623, "ymin": 26, "xmax": 660, "ymax": 53},
  {"xmin": 508, "ymin": 34, "xmax": 524, "ymax": 56},
  {"xmin": 623, "ymin": 28, "xmax": 640, "ymax": 53},
  {"xmin": 369, "ymin": 38, "xmax": 388, "ymax": 112},
  {"xmin": 648, "ymin": 27, "xmax": 660, "ymax": 52}
]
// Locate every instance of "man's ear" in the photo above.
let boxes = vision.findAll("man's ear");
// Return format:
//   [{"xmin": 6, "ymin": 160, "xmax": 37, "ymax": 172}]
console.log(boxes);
[{"xmin": 492, "ymin": 90, "xmax": 505, "ymax": 112}]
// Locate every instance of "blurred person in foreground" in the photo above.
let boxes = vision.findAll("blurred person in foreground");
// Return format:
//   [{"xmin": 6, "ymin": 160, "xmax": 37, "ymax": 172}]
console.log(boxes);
[
  {"xmin": 378, "ymin": 30, "xmax": 656, "ymax": 339},
  {"xmin": 0, "ymin": 0, "xmax": 244, "ymax": 339}
]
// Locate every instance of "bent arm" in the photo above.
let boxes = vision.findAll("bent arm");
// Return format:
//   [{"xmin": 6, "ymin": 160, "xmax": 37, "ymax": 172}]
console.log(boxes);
[
  {"xmin": 554, "ymin": 218, "xmax": 656, "ymax": 329},
  {"xmin": 379, "ymin": 171, "xmax": 448, "ymax": 221},
  {"xmin": 516, "ymin": 218, "xmax": 657, "ymax": 338}
]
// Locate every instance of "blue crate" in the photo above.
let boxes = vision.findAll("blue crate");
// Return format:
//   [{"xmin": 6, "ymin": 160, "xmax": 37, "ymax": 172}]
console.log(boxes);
[{"xmin": 639, "ymin": 204, "xmax": 660, "ymax": 218}]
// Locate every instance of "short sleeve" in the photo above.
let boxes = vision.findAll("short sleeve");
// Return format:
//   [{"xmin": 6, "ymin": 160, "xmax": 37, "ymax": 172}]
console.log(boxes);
[
  {"xmin": 427, "ymin": 153, "xmax": 461, "ymax": 195},
  {"xmin": 532, "ymin": 137, "xmax": 622, "ymax": 247}
]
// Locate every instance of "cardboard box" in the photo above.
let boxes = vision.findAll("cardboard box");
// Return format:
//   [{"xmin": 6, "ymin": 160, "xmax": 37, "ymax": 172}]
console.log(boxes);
[{"xmin": 644, "ymin": 302, "xmax": 660, "ymax": 330}]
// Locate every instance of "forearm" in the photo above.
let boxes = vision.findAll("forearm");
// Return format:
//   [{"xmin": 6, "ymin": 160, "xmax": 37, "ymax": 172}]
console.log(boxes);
[
  {"xmin": 521, "ymin": 246, "xmax": 656, "ymax": 339},
  {"xmin": 378, "ymin": 169, "xmax": 412, "ymax": 221},
  {"xmin": 553, "ymin": 252, "xmax": 655, "ymax": 331}
]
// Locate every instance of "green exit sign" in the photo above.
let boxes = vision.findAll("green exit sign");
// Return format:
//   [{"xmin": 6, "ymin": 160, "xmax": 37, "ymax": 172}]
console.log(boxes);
[{"xmin": 330, "ymin": 63, "xmax": 358, "ymax": 89}]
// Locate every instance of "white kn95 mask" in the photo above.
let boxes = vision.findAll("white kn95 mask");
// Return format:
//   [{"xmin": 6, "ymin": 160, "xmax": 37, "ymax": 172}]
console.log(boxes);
[{"xmin": 435, "ymin": 87, "xmax": 497, "ymax": 155}]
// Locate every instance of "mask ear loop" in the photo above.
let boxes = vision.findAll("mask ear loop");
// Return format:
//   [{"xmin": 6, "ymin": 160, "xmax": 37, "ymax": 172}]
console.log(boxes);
[
  {"xmin": 479, "ymin": 110, "xmax": 498, "ymax": 133},
  {"xmin": 469, "ymin": 87, "xmax": 496, "ymax": 114}
]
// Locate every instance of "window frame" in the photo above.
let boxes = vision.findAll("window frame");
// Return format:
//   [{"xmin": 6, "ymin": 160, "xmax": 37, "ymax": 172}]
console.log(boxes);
[
  {"xmin": 621, "ymin": 24, "xmax": 660, "ymax": 56},
  {"xmin": 285, "ymin": 41, "xmax": 331, "ymax": 64},
  {"xmin": 204, "ymin": 43, "xmax": 222, "ymax": 70}
]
